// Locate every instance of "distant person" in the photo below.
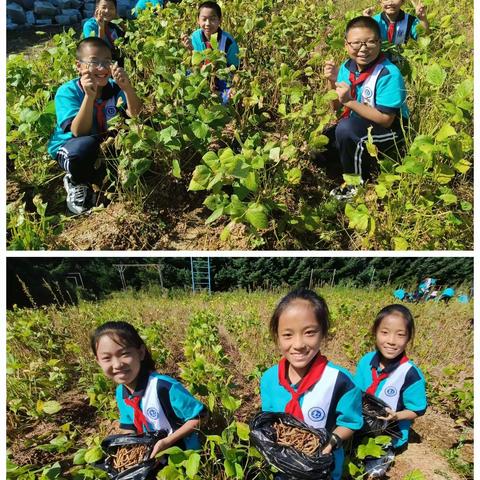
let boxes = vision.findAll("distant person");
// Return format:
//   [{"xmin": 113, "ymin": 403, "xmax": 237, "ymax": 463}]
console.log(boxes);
[
  {"xmin": 260, "ymin": 289, "xmax": 363, "ymax": 480},
  {"xmin": 83, "ymin": 0, "xmax": 125, "ymax": 64},
  {"xmin": 354, "ymin": 305, "xmax": 427, "ymax": 478},
  {"xmin": 91, "ymin": 321, "xmax": 205, "ymax": 460},
  {"xmin": 48, "ymin": 38, "xmax": 142, "ymax": 214},
  {"xmin": 181, "ymin": 1, "xmax": 239, "ymax": 104},
  {"xmin": 315, "ymin": 16, "xmax": 409, "ymax": 200},
  {"xmin": 439, "ymin": 287, "xmax": 455, "ymax": 304},
  {"xmin": 363, "ymin": 0, "xmax": 429, "ymax": 44}
]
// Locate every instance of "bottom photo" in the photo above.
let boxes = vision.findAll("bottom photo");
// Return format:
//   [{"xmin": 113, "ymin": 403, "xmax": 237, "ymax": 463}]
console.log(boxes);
[{"xmin": 6, "ymin": 257, "xmax": 473, "ymax": 480}]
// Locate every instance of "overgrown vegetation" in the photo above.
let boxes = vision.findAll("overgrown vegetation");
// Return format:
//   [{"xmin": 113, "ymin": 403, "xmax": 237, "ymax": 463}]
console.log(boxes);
[
  {"xmin": 6, "ymin": 0, "xmax": 473, "ymax": 250},
  {"xmin": 7, "ymin": 288, "xmax": 473, "ymax": 478}
]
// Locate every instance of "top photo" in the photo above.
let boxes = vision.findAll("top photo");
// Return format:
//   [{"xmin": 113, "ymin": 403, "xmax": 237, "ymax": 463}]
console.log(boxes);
[{"xmin": 6, "ymin": 0, "xmax": 473, "ymax": 251}]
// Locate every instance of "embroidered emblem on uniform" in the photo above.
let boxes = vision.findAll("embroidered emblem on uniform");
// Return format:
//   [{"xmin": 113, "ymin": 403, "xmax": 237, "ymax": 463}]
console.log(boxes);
[
  {"xmin": 308, "ymin": 407, "xmax": 326, "ymax": 422},
  {"xmin": 146, "ymin": 407, "xmax": 159, "ymax": 419},
  {"xmin": 363, "ymin": 87, "xmax": 373, "ymax": 99},
  {"xmin": 106, "ymin": 106, "xmax": 117, "ymax": 118},
  {"xmin": 385, "ymin": 387, "xmax": 397, "ymax": 397},
  {"xmin": 397, "ymin": 29, "xmax": 404, "ymax": 36}
]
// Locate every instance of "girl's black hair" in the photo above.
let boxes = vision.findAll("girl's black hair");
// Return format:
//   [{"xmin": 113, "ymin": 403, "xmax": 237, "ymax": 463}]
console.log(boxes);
[
  {"xmin": 270, "ymin": 288, "xmax": 330, "ymax": 339},
  {"xmin": 198, "ymin": 1, "xmax": 222, "ymax": 18},
  {"xmin": 96, "ymin": 0, "xmax": 117, "ymax": 7},
  {"xmin": 372, "ymin": 304, "xmax": 415, "ymax": 341},
  {"xmin": 90, "ymin": 321, "xmax": 156, "ymax": 373}
]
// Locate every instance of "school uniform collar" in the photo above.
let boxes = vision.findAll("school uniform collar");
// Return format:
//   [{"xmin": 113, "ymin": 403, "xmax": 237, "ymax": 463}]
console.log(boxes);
[
  {"xmin": 381, "ymin": 9, "xmax": 406, "ymax": 24},
  {"xmin": 346, "ymin": 53, "xmax": 384, "ymax": 74},
  {"xmin": 201, "ymin": 28, "xmax": 223, "ymax": 44},
  {"xmin": 121, "ymin": 369, "xmax": 151, "ymax": 398},
  {"xmin": 370, "ymin": 350, "xmax": 407, "ymax": 374}
]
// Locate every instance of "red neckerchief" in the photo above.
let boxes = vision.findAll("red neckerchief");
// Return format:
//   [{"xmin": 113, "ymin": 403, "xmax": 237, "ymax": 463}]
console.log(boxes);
[
  {"xmin": 366, "ymin": 354, "xmax": 409, "ymax": 395},
  {"xmin": 387, "ymin": 22, "xmax": 395, "ymax": 42},
  {"xmin": 124, "ymin": 395, "xmax": 151, "ymax": 434},
  {"xmin": 278, "ymin": 353, "xmax": 328, "ymax": 421},
  {"xmin": 342, "ymin": 53, "xmax": 385, "ymax": 118},
  {"xmin": 94, "ymin": 99, "xmax": 108, "ymax": 133}
]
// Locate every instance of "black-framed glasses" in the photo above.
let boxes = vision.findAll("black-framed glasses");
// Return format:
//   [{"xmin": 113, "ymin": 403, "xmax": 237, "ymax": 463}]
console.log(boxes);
[
  {"xmin": 79, "ymin": 59, "xmax": 113, "ymax": 69},
  {"xmin": 345, "ymin": 40, "xmax": 379, "ymax": 50}
]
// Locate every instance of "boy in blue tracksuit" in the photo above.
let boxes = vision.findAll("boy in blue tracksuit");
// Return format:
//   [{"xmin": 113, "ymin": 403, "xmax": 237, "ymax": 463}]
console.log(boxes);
[
  {"xmin": 181, "ymin": 1, "xmax": 239, "ymax": 104},
  {"xmin": 133, "ymin": 0, "xmax": 164, "ymax": 17},
  {"xmin": 316, "ymin": 16, "xmax": 408, "ymax": 200},
  {"xmin": 48, "ymin": 37, "xmax": 142, "ymax": 214},
  {"xmin": 363, "ymin": 0, "xmax": 429, "ymax": 44},
  {"xmin": 83, "ymin": 0, "xmax": 124, "ymax": 64}
]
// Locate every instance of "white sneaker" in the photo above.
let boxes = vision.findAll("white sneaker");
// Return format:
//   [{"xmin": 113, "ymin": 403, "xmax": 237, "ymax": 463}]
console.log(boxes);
[
  {"xmin": 329, "ymin": 183, "xmax": 358, "ymax": 201},
  {"xmin": 63, "ymin": 174, "xmax": 92, "ymax": 215}
]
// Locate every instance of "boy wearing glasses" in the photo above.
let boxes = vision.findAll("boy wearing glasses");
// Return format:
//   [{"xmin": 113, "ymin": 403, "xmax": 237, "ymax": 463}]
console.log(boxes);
[
  {"xmin": 317, "ymin": 16, "xmax": 408, "ymax": 200},
  {"xmin": 48, "ymin": 37, "xmax": 142, "ymax": 214},
  {"xmin": 363, "ymin": 0, "xmax": 429, "ymax": 44}
]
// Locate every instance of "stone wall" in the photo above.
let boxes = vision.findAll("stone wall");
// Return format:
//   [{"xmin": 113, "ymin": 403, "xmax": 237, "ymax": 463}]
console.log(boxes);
[{"xmin": 7, "ymin": 0, "xmax": 135, "ymax": 29}]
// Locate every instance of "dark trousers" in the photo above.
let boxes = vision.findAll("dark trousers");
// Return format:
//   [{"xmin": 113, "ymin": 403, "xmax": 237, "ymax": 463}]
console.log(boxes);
[
  {"xmin": 56, "ymin": 136, "xmax": 105, "ymax": 185},
  {"xmin": 321, "ymin": 116, "xmax": 405, "ymax": 181}
]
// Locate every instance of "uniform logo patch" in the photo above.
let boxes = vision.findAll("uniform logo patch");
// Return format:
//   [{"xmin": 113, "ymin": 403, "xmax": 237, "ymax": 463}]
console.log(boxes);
[
  {"xmin": 385, "ymin": 387, "xmax": 397, "ymax": 397},
  {"xmin": 106, "ymin": 105, "xmax": 117, "ymax": 118},
  {"xmin": 308, "ymin": 407, "xmax": 326, "ymax": 422},
  {"xmin": 363, "ymin": 87, "xmax": 373, "ymax": 99},
  {"xmin": 146, "ymin": 407, "xmax": 159, "ymax": 420}
]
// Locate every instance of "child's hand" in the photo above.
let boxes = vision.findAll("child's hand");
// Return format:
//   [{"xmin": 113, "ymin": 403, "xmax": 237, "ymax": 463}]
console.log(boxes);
[
  {"xmin": 377, "ymin": 407, "xmax": 398, "ymax": 422},
  {"xmin": 321, "ymin": 443, "xmax": 333, "ymax": 455},
  {"xmin": 335, "ymin": 81, "xmax": 353, "ymax": 104},
  {"xmin": 80, "ymin": 71, "xmax": 98, "ymax": 98},
  {"xmin": 111, "ymin": 62, "xmax": 132, "ymax": 90},
  {"xmin": 94, "ymin": 7, "xmax": 106, "ymax": 27},
  {"xmin": 181, "ymin": 33, "xmax": 193, "ymax": 51},
  {"xmin": 415, "ymin": 2, "xmax": 427, "ymax": 20},
  {"xmin": 324, "ymin": 60, "xmax": 338, "ymax": 83},
  {"xmin": 363, "ymin": 6, "xmax": 375, "ymax": 16},
  {"xmin": 150, "ymin": 438, "xmax": 169, "ymax": 459}
]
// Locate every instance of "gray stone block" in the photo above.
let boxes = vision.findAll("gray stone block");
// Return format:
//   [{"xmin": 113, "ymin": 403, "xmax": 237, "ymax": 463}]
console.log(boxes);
[
  {"xmin": 55, "ymin": 13, "xmax": 72, "ymax": 24},
  {"xmin": 34, "ymin": 1, "xmax": 58, "ymax": 16},
  {"xmin": 15, "ymin": 0, "xmax": 34, "ymax": 9},
  {"xmin": 36, "ymin": 17, "xmax": 53, "ymax": 24},
  {"xmin": 26, "ymin": 9, "xmax": 36, "ymax": 24}
]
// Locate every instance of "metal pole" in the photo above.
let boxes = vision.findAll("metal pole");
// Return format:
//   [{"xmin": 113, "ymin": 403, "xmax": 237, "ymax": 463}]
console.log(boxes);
[
  {"xmin": 157, "ymin": 263, "xmax": 164, "ymax": 289},
  {"xmin": 190, "ymin": 258, "xmax": 195, "ymax": 293},
  {"xmin": 370, "ymin": 267, "xmax": 375, "ymax": 288},
  {"xmin": 331, "ymin": 269, "xmax": 336, "ymax": 287},
  {"xmin": 309, "ymin": 269, "xmax": 313, "ymax": 289},
  {"xmin": 387, "ymin": 269, "xmax": 392, "ymax": 285},
  {"xmin": 207, "ymin": 257, "xmax": 211, "ymax": 294}
]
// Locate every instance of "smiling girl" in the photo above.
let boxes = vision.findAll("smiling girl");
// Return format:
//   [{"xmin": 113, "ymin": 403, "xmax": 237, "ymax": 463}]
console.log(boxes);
[
  {"xmin": 354, "ymin": 305, "xmax": 427, "ymax": 477},
  {"xmin": 91, "ymin": 321, "xmax": 205, "ymax": 459},
  {"xmin": 260, "ymin": 289, "xmax": 363, "ymax": 480}
]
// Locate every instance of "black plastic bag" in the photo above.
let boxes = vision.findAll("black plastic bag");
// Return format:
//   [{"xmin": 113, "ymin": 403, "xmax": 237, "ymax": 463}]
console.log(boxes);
[
  {"xmin": 249, "ymin": 412, "xmax": 334, "ymax": 480},
  {"xmin": 360, "ymin": 393, "xmax": 401, "ymax": 440},
  {"xmin": 99, "ymin": 431, "xmax": 168, "ymax": 480}
]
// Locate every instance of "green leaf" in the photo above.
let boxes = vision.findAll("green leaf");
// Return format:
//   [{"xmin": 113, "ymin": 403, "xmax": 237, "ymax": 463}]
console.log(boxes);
[
  {"xmin": 375, "ymin": 183, "xmax": 388, "ymax": 199},
  {"xmin": 439, "ymin": 193, "xmax": 457, "ymax": 205},
  {"xmin": 185, "ymin": 452, "xmax": 201, "ymax": 479},
  {"xmin": 206, "ymin": 207, "xmax": 224, "ymax": 224},
  {"xmin": 236, "ymin": 422, "xmax": 250, "ymax": 441},
  {"xmin": 343, "ymin": 174, "xmax": 362, "ymax": 186},
  {"xmin": 425, "ymin": 63, "xmax": 447, "ymax": 87},
  {"xmin": 357, "ymin": 438, "xmax": 384, "ymax": 459},
  {"xmin": 42, "ymin": 400, "xmax": 62, "ymax": 414},
  {"xmin": 460, "ymin": 201, "xmax": 472, "ymax": 211},
  {"xmin": 84, "ymin": 445, "xmax": 104, "ymax": 464},
  {"xmin": 242, "ymin": 171, "xmax": 258, "ymax": 191},
  {"xmin": 286, "ymin": 167, "xmax": 302, "ymax": 185},
  {"xmin": 435, "ymin": 165, "xmax": 455, "ymax": 184},
  {"xmin": 220, "ymin": 225, "xmax": 231, "ymax": 241},
  {"xmin": 402, "ymin": 469, "xmax": 426, "ymax": 480},
  {"xmin": 436, "ymin": 123, "xmax": 456, "ymax": 142},
  {"xmin": 345, "ymin": 204, "xmax": 371, "ymax": 232},
  {"xmin": 453, "ymin": 158, "xmax": 471, "ymax": 174},
  {"xmin": 191, "ymin": 120, "xmax": 210, "ymax": 140},
  {"xmin": 73, "ymin": 448, "xmax": 87, "ymax": 465},
  {"xmin": 189, "ymin": 165, "xmax": 211, "ymax": 191},
  {"xmin": 393, "ymin": 237, "xmax": 408, "ymax": 250},
  {"xmin": 172, "ymin": 159, "xmax": 181, "ymax": 179},
  {"xmin": 309, "ymin": 134, "xmax": 329, "ymax": 149},
  {"xmin": 224, "ymin": 459, "xmax": 235, "ymax": 477},
  {"xmin": 269, "ymin": 147, "xmax": 281, "ymax": 162},
  {"xmin": 245, "ymin": 203, "xmax": 268, "ymax": 229}
]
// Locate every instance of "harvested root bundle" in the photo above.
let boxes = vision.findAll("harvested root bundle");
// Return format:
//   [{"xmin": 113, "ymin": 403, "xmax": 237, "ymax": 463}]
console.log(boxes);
[
  {"xmin": 273, "ymin": 421, "xmax": 320, "ymax": 456},
  {"xmin": 112, "ymin": 444, "xmax": 150, "ymax": 472}
]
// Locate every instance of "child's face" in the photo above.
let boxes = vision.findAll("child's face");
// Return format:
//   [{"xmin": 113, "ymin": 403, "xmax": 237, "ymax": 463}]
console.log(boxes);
[
  {"xmin": 76, "ymin": 44, "xmax": 113, "ymax": 87},
  {"xmin": 96, "ymin": 0, "xmax": 117, "ymax": 22},
  {"xmin": 345, "ymin": 27, "xmax": 381, "ymax": 69},
  {"xmin": 277, "ymin": 300, "xmax": 323, "ymax": 375},
  {"xmin": 95, "ymin": 334, "xmax": 145, "ymax": 390},
  {"xmin": 198, "ymin": 7, "xmax": 221, "ymax": 37},
  {"xmin": 375, "ymin": 314, "xmax": 410, "ymax": 360},
  {"xmin": 380, "ymin": 0, "xmax": 404, "ymax": 17}
]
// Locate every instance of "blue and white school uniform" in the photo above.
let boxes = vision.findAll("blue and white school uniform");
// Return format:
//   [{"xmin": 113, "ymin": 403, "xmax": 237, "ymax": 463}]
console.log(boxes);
[
  {"xmin": 116, "ymin": 371, "xmax": 205, "ymax": 450},
  {"xmin": 354, "ymin": 351, "xmax": 427, "ymax": 449},
  {"xmin": 261, "ymin": 361, "xmax": 363, "ymax": 480},
  {"xmin": 134, "ymin": 0, "xmax": 164, "ymax": 17},
  {"xmin": 373, "ymin": 11, "xmax": 420, "ymax": 44}
]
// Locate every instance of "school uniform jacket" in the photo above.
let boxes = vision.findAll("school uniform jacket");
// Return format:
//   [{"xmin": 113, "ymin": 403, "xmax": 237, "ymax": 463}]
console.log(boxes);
[
  {"xmin": 48, "ymin": 78, "xmax": 126, "ymax": 158},
  {"xmin": 261, "ymin": 361, "xmax": 363, "ymax": 480},
  {"xmin": 354, "ymin": 351, "xmax": 427, "ymax": 448},
  {"xmin": 134, "ymin": 0, "xmax": 164, "ymax": 17},
  {"xmin": 116, "ymin": 371, "xmax": 205, "ymax": 450},
  {"xmin": 336, "ymin": 56, "xmax": 409, "ymax": 119},
  {"xmin": 191, "ymin": 28, "xmax": 240, "ymax": 68},
  {"xmin": 373, "ymin": 11, "xmax": 420, "ymax": 44}
]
